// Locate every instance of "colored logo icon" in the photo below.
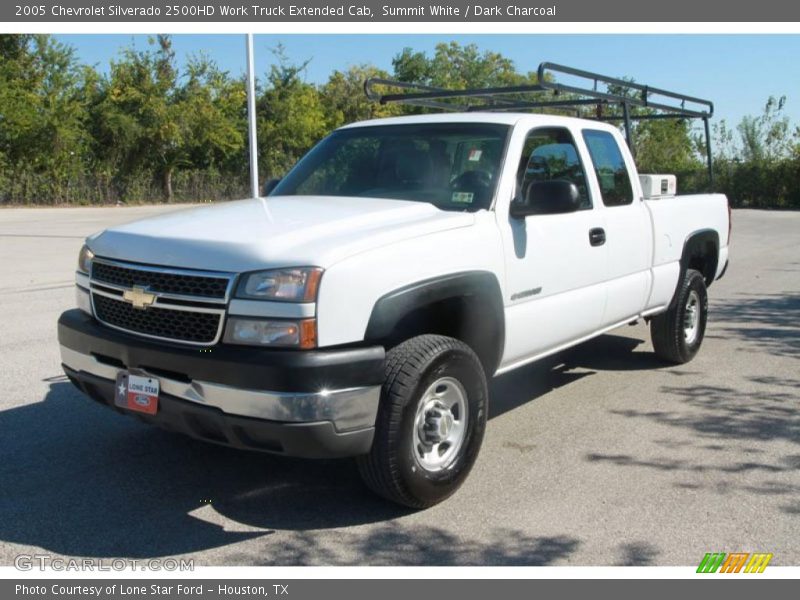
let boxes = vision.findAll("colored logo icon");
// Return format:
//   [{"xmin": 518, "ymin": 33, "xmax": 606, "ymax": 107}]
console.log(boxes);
[{"xmin": 697, "ymin": 552, "xmax": 773, "ymax": 573}]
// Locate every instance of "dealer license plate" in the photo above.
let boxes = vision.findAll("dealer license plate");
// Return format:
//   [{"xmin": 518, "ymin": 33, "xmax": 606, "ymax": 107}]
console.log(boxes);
[{"xmin": 114, "ymin": 371, "xmax": 160, "ymax": 415}]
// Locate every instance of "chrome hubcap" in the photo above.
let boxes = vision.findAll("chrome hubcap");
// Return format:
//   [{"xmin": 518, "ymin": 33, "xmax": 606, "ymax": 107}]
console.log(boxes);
[
  {"xmin": 683, "ymin": 290, "xmax": 701, "ymax": 345},
  {"xmin": 413, "ymin": 377, "xmax": 468, "ymax": 472}
]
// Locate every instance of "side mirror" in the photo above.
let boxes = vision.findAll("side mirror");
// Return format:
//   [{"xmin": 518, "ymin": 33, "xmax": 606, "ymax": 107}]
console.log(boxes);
[
  {"xmin": 263, "ymin": 178, "xmax": 281, "ymax": 196},
  {"xmin": 510, "ymin": 180, "xmax": 581, "ymax": 218}
]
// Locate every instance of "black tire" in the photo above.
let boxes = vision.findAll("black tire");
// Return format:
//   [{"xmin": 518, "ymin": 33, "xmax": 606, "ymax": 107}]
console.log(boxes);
[
  {"xmin": 650, "ymin": 268, "xmax": 708, "ymax": 364},
  {"xmin": 357, "ymin": 334, "xmax": 488, "ymax": 509}
]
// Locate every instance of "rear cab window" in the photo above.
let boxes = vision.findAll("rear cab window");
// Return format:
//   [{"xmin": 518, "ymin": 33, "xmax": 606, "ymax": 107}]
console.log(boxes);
[{"xmin": 582, "ymin": 130, "xmax": 635, "ymax": 207}]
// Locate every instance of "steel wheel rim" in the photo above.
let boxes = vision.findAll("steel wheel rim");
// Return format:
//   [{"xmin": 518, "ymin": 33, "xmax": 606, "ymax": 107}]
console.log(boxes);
[
  {"xmin": 683, "ymin": 290, "xmax": 701, "ymax": 345},
  {"xmin": 412, "ymin": 376, "xmax": 469, "ymax": 472}
]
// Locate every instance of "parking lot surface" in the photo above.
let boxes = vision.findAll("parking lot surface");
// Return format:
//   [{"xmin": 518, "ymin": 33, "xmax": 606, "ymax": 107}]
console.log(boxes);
[{"xmin": 0, "ymin": 206, "xmax": 797, "ymax": 566}]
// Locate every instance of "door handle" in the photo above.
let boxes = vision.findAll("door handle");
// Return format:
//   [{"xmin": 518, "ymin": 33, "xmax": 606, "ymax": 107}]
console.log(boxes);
[{"xmin": 589, "ymin": 227, "xmax": 606, "ymax": 246}]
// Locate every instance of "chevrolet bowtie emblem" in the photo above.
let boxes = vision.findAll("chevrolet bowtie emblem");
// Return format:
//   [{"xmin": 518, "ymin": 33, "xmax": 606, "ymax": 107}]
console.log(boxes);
[{"xmin": 122, "ymin": 286, "xmax": 157, "ymax": 310}]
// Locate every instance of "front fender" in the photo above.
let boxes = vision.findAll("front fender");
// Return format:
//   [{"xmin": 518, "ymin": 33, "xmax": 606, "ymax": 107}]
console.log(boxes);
[{"xmin": 365, "ymin": 271, "xmax": 505, "ymax": 375}]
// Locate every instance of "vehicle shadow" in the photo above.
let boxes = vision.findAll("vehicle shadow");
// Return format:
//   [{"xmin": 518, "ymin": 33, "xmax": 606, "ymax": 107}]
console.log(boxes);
[
  {"xmin": 586, "ymin": 378, "xmax": 800, "ymax": 504},
  {"xmin": 578, "ymin": 292, "xmax": 800, "ymax": 521},
  {"xmin": 1, "ymin": 327, "xmax": 680, "ymax": 564},
  {"xmin": 490, "ymin": 332, "xmax": 667, "ymax": 419},
  {"xmin": 233, "ymin": 525, "xmax": 580, "ymax": 566},
  {"xmin": 606, "ymin": 380, "xmax": 800, "ymax": 449},
  {"xmin": 0, "ymin": 377, "xmax": 397, "ymax": 559},
  {"xmin": 0, "ymin": 372, "xmax": 584, "ymax": 564},
  {"xmin": 0, "ymin": 328, "xmax": 698, "ymax": 563},
  {"xmin": 615, "ymin": 542, "xmax": 660, "ymax": 566},
  {"xmin": 711, "ymin": 291, "xmax": 800, "ymax": 359}
]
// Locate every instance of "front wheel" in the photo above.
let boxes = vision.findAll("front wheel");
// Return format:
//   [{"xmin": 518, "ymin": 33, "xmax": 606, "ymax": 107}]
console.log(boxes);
[
  {"xmin": 357, "ymin": 335, "xmax": 488, "ymax": 508},
  {"xmin": 650, "ymin": 268, "xmax": 708, "ymax": 364}
]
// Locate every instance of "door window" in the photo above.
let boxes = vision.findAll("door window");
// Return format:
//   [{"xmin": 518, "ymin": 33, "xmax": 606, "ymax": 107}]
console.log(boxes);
[{"xmin": 517, "ymin": 127, "xmax": 592, "ymax": 211}]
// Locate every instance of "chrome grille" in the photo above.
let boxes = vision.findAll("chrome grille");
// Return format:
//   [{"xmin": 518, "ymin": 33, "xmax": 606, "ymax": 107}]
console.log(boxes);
[
  {"xmin": 88, "ymin": 259, "xmax": 233, "ymax": 346},
  {"xmin": 92, "ymin": 260, "xmax": 229, "ymax": 299},
  {"xmin": 93, "ymin": 294, "xmax": 221, "ymax": 344}
]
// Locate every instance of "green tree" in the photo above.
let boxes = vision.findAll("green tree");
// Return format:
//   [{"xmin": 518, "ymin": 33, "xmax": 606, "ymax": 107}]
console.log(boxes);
[
  {"xmin": 712, "ymin": 96, "xmax": 798, "ymax": 163},
  {"xmin": 711, "ymin": 118, "xmax": 737, "ymax": 162},
  {"xmin": 0, "ymin": 34, "xmax": 91, "ymax": 201},
  {"xmin": 605, "ymin": 78, "xmax": 702, "ymax": 174},
  {"xmin": 256, "ymin": 45, "xmax": 327, "ymax": 180},
  {"xmin": 2, "ymin": 34, "xmax": 798, "ymax": 209},
  {"xmin": 711, "ymin": 96, "xmax": 800, "ymax": 209},
  {"xmin": 92, "ymin": 36, "xmax": 247, "ymax": 201},
  {"xmin": 93, "ymin": 35, "xmax": 183, "ymax": 200},
  {"xmin": 634, "ymin": 119, "xmax": 702, "ymax": 173},
  {"xmin": 389, "ymin": 42, "xmax": 539, "ymax": 114},
  {"xmin": 738, "ymin": 95, "xmax": 794, "ymax": 162},
  {"xmin": 178, "ymin": 54, "xmax": 246, "ymax": 174},
  {"xmin": 392, "ymin": 42, "xmax": 535, "ymax": 89},
  {"xmin": 321, "ymin": 64, "xmax": 401, "ymax": 129}
]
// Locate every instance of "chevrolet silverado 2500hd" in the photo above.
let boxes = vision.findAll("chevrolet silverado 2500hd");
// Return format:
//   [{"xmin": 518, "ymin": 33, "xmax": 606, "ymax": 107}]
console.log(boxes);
[{"xmin": 58, "ymin": 98, "xmax": 730, "ymax": 508}]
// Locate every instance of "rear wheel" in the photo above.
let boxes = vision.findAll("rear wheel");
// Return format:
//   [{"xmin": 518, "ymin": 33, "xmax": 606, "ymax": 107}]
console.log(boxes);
[
  {"xmin": 357, "ymin": 334, "xmax": 487, "ymax": 508},
  {"xmin": 650, "ymin": 268, "xmax": 708, "ymax": 364}
]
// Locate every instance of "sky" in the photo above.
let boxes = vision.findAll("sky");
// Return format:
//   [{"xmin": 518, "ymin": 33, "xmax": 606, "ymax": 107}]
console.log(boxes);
[{"xmin": 55, "ymin": 34, "xmax": 800, "ymax": 129}]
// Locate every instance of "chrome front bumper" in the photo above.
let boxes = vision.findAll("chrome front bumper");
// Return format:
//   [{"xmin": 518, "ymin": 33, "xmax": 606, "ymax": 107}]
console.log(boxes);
[{"xmin": 59, "ymin": 345, "xmax": 381, "ymax": 433}]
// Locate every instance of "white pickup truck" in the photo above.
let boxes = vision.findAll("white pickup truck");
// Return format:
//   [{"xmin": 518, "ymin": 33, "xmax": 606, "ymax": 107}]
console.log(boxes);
[{"xmin": 59, "ymin": 111, "xmax": 730, "ymax": 508}]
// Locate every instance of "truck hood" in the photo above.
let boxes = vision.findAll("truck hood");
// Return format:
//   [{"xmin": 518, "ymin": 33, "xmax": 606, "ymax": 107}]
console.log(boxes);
[{"xmin": 88, "ymin": 196, "xmax": 475, "ymax": 272}]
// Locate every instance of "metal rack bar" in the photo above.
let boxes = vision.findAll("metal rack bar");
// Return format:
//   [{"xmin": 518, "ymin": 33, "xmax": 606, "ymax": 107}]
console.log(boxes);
[
  {"xmin": 598, "ymin": 112, "xmax": 706, "ymax": 121},
  {"xmin": 537, "ymin": 62, "xmax": 714, "ymax": 118},
  {"xmin": 363, "ymin": 62, "xmax": 716, "ymax": 189},
  {"xmin": 467, "ymin": 98, "xmax": 604, "ymax": 113},
  {"xmin": 623, "ymin": 102, "xmax": 634, "ymax": 157},
  {"xmin": 704, "ymin": 117, "xmax": 714, "ymax": 188}
]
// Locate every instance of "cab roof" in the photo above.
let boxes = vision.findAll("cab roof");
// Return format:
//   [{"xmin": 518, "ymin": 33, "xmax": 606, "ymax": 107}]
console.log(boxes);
[{"xmin": 339, "ymin": 112, "xmax": 621, "ymax": 133}]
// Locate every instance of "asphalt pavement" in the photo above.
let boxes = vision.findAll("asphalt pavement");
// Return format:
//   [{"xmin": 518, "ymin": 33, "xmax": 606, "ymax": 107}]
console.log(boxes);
[{"xmin": 0, "ymin": 205, "xmax": 797, "ymax": 566}]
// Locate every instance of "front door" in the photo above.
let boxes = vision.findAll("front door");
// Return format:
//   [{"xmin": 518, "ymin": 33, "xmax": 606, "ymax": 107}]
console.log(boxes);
[{"xmin": 498, "ymin": 125, "xmax": 608, "ymax": 370}]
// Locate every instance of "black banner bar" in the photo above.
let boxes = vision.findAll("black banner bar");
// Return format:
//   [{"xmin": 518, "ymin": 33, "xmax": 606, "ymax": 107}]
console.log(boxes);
[
  {"xmin": 3, "ymin": 579, "xmax": 797, "ymax": 600},
  {"xmin": 3, "ymin": 0, "xmax": 800, "ymax": 22}
]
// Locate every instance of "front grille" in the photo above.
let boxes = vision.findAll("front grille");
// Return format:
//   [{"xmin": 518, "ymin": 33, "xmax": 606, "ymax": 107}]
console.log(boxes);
[
  {"xmin": 93, "ymin": 293, "xmax": 221, "ymax": 344},
  {"xmin": 92, "ymin": 261, "xmax": 229, "ymax": 299}
]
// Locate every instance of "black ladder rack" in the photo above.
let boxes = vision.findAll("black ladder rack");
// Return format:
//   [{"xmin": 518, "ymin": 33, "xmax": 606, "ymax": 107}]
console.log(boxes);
[{"xmin": 364, "ymin": 61, "xmax": 715, "ymax": 187}]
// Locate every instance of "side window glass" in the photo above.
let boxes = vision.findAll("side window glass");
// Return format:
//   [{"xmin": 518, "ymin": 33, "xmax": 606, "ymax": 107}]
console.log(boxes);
[
  {"xmin": 517, "ymin": 127, "xmax": 592, "ymax": 210},
  {"xmin": 582, "ymin": 130, "xmax": 634, "ymax": 206}
]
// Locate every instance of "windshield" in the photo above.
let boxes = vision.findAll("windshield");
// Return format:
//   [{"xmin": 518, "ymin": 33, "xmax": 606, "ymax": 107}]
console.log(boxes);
[{"xmin": 272, "ymin": 123, "xmax": 510, "ymax": 212}]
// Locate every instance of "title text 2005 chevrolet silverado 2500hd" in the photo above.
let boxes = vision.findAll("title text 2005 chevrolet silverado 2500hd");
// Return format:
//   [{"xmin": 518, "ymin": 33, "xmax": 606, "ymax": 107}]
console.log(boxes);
[{"xmin": 58, "ymin": 72, "xmax": 730, "ymax": 508}]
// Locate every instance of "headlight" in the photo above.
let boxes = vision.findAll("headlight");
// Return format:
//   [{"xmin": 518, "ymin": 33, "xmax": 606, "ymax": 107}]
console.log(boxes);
[
  {"xmin": 77, "ymin": 244, "xmax": 94, "ymax": 274},
  {"xmin": 235, "ymin": 267, "xmax": 322, "ymax": 302},
  {"xmin": 223, "ymin": 317, "xmax": 317, "ymax": 349}
]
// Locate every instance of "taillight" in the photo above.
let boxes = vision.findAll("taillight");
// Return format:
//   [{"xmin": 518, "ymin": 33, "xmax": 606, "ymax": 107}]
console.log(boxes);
[{"xmin": 727, "ymin": 200, "xmax": 732, "ymax": 244}]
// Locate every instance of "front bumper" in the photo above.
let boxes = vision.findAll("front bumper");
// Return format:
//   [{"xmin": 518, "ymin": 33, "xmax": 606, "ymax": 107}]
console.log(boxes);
[{"xmin": 58, "ymin": 309, "xmax": 385, "ymax": 458}]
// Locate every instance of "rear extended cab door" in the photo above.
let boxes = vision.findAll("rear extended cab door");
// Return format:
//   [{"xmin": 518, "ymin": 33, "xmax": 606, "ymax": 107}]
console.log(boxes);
[{"xmin": 579, "ymin": 128, "xmax": 654, "ymax": 327}]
